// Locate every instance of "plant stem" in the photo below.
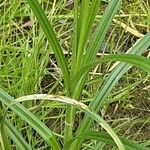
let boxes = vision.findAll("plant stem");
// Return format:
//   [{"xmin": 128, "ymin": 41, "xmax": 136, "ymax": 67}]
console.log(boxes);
[
  {"xmin": 64, "ymin": 105, "xmax": 75, "ymax": 144},
  {"xmin": 64, "ymin": 0, "xmax": 79, "ymax": 144}
]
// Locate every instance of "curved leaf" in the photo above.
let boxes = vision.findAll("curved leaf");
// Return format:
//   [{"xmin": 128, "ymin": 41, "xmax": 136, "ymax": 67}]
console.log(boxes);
[
  {"xmin": 64, "ymin": 131, "xmax": 149, "ymax": 150},
  {"xmin": 72, "ymin": 54, "xmax": 150, "ymax": 88},
  {"xmin": 0, "ymin": 89, "xmax": 61, "ymax": 150},
  {"xmin": 74, "ymin": 32, "xmax": 150, "ymax": 148},
  {"xmin": 102, "ymin": 54, "xmax": 150, "ymax": 72},
  {"xmin": 7, "ymin": 94, "xmax": 125, "ymax": 150}
]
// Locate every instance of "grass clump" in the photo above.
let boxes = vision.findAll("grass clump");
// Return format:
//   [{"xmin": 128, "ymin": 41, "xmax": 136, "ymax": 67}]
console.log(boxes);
[{"xmin": 0, "ymin": 0, "xmax": 150, "ymax": 149}]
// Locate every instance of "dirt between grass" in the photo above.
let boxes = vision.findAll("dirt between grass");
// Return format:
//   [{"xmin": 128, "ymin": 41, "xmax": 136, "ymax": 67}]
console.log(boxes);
[{"xmin": 105, "ymin": 82, "xmax": 150, "ymax": 144}]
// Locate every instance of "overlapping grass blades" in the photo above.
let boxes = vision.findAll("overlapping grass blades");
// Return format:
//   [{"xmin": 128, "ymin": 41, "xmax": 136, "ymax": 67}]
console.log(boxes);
[
  {"xmin": 0, "ymin": 89, "xmax": 61, "ymax": 150},
  {"xmin": 71, "ymin": 0, "xmax": 122, "ymax": 99},
  {"xmin": 64, "ymin": 131, "xmax": 149, "ymax": 150},
  {"xmin": 0, "ymin": 0, "xmax": 150, "ymax": 149},
  {"xmin": 0, "ymin": 121, "xmax": 10, "ymax": 150},
  {"xmin": 73, "ymin": 0, "xmax": 101, "ymax": 72},
  {"xmin": 26, "ymin": 0, "xmax": 70, "ymax": 94},
  {"xmin": 5, "ymin": 119, "xmax": 32, "ymax": 150},
  {"xmin": 73, "ymin": 32, "xmax": 150, "ymax": 150},
  {"xmin": 6, "ymin": 94, "xmax": 126, "ymax": 150},
  {"xmin": 72, "ymin": 53, "xmax": 150, "ymax": 89}
]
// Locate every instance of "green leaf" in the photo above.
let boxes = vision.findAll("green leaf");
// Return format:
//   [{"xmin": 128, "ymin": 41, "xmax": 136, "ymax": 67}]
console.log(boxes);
[
  {"xmin": 70, "ymin": 0, "xmax": 79, "ymax": 77},
  {"xmin": 0, "ymin": 122, "xmax": 10, "ymax": 150},
  {"xmin": 101, "ymin": 54, "xmax": 150, "ymax": 72},
  {"xmin": 8, "ymin": 94, "xmax": 126, "ymax": 150},
  {"xmin": 5, "ymin": 119, "xmax": 32, "ymax": 150},
  {"xmin": 72, "ymin": 54, "xmax": 150, "ymax": 85},
  {"xmin": 26, "ymin": 0, "xmax": 70, "ymax": 94},
  {"xmin": 66, "ymin": 0, "xmax": 101, "ymax": 144},
  {"xmin": 0, "ymin": 89, "xmax": 61, "ymax": 150},
  {"xmin": 71, "ymin": 0, "xmax": 101, "ymax": 76},
  {"xmin": 64, "ymin": 132, "xmax": 149, "ymax": 150},
  {"xmin": 71, "ymin": 0, "xmax": 122, "ymax": 99},
  {"xmin": 74, "ymin": 0, "xmax": 90, "ymax": 71},
  {"xmin": 83, "ymin": 0, "xmax": 122, "ymax": 66},
  {"xmin": 74, "ymin": 0, "xmax": 101, "ymax": 72},
  {"xmin": 73, "ymin": 32, "xmax": 150, "ymax": 149},
  {"xmin": 92, "ymin": 32, "xmax": 150, "ymax": 110}
]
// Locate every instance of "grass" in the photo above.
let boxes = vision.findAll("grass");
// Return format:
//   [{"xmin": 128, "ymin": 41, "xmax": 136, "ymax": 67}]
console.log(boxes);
[{"xmin": 0, "ymin": 0, "xmax": 150, "ymax": 149}]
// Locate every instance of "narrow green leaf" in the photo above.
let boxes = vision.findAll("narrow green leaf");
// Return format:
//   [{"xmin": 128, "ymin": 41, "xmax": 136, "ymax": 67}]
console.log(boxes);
[
  {"xmin": 70, "ymin": 0, "xmax": 79, "ymax": 77},
  {"xmin": 73, "ymin": 32, "xmax": 150, "ymax": 149},
  {"xmin": 83, "ymin": 0, "xmax": 122, "ymax": 66},
  {"xmin": 101, "ymin": 54, "xmax": 150, "ymax": 72},
  {"xmin": 64, "ymin": 132, "xmax": 149, "ymax": 150},
  {"xmin": 0, "ymin": 122, "xmax": 10, "ymax": 150},
  {"xmin": 71, "ymin": 0, "xmax": 101, "ymax": 76},
  {"xmin": 0, "ymin": 89, "xmax": 61, "ymax": 150},
  {"xmin": 26, "ymin": 0, "xmax": 70, "ymax": 94},
  {"xmin": 92, "ymin": 32, "xmax": 150, "ymax": 110},
  {"xmin": 71, "ymin": 0, "xmax": 122, "ymax": 100},
  {"xmin": 83, "ymin": 0, "xmax": 101, "ymax": 47},
  {"xmin": 8, "ymin": 94, "xmax": 125, "ymax": 150},
  {"xmin": 72, "ymin": 54, "xmax": 150, "ymax": 86},
  {"xmin": 66, "ymin": 0, "xmax": 101, "ymax": 143},
  {"xmin": 5, "ymin": 119, "xmax": 32, "ymax": 150},
  {"xmin": 75, "ymin": 0, "xmax": 90, "ymax": 68}
]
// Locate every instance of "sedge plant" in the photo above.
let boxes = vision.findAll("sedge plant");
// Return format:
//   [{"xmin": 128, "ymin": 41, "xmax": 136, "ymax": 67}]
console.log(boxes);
[{"xmin": 0, "ymin": 0, "xmax": 150, "ymax": 149}]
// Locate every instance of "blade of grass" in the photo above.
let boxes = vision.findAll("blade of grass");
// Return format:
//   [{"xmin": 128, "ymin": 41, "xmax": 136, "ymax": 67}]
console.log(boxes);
[
  {"xmin": 0, "ymin": 98, "xmax": 10, "ymax": 150},
  {"xmin": 84, "ymin": 0, "xmax": 101, "ymax": 37},
  {"xmin": 71, "ymin": 54, "xmax": 150, "ymax": 86},
  {"xmin": 7, "ymin": 94, "xmax": 125, "ymax": 150},
  {"xmin": 92, "ymin": 32, "xmax": 150, "ymax": 109},
  {"xmin": 64, "ymin": 0, "xmax": 79, "ymax": 143},
  {"xmin": 71, "ymin": 0, "xmax": 122, "ymax": 99},
  {"xmin": 4, "ymin": 119, "xmax": 32, "ymax": 150},
  {"xmin": 101, "ymin": 54, "xmax": 150, "ymax": 72},
  {"xmin": 83, "ymin": 0, "xmax": 122, "ymax": 66},
  {"xmin": 74, "ymin": 0, "xmax": 90, "ymax": 71},
  {"xmin": 26, "ymin": 0, "xmax": 70, "ymax": 94},
  {"xmin": 73, "ymin": 32, "xmax": 150, "ymax": 149},
  {"xmin": 0, "ymin": 122, "xmax": 10, "ymax": 150},
  {"xmin": 63, "ymin": 131, "xmax": 149, "ymax": 150},
  {"xmin": 71, "ymin": 0, "xmax": 101, "ymax": 76},
  {"xmin": 0, "ymin": 89, "xmax": 61, "ymax": 150},
  {"xmin": 66, "ymin": 1, "xmax": 122, "ymax": 146},
  {"xmin": 66, "ymin": 0, "xmax": 102, "ymax": 144},
  {"xmin": 70, "ymin": 0, "xmax": 79, "ymax": 77}
]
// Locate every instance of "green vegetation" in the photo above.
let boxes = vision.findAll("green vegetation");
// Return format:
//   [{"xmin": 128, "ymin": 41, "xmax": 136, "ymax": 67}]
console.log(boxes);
[{"xmin": 0, "ymin": 0, "xmax": 150, "ymax": 149}]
